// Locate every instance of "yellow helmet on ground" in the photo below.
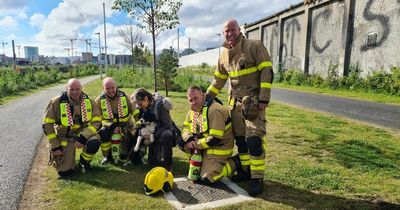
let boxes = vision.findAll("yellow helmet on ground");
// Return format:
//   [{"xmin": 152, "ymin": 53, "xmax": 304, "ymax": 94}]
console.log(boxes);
[{"xmin": 144, "ymin": 166, "xmax": 174, "ymax": 195}]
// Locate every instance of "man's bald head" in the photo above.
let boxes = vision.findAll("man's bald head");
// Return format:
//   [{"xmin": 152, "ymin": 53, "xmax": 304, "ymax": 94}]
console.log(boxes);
[
  {"xmin": 223, "ymin": 19, "xmax": 241, "ymax": 47},
  {"xmin": 103, "ymin": 77, "xmax": 117, "ymax": 98},
  {"xmin": 66, "ymin": 78, "xmax": 82, "ymax": 101},
  {"xmin": 224, "ymin": 19, "xmax": 240, "ymax": 29}
]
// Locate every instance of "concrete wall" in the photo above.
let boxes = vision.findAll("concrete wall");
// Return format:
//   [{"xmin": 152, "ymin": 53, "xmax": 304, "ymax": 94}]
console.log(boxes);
[
  {"xmin": 350, "ymin": 0, "xmax": 400, "ymax": 75},
  {"xmin": 245, "ymin": 0, "xmax": 400, "ymax": 76},
  {"xmin": 308, "ymin": 1, "xmax": 346, "ymax": 75},
  {"xmin": 180, "ymin": 0, "xmax": 400, "ymax": 76},
  {"xmin": 281, "ymin": 13, "xmax": 305, "ymax": 70},
  {"xmin": 179, "ymin": 47, "xmax": 220, "ymax": 67}
]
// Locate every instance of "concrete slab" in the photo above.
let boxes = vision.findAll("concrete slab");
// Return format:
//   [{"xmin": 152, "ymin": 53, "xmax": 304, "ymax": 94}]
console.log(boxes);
[{"xmin": 164, "ymin": 177, "xmax": 254, "ymax": 209}]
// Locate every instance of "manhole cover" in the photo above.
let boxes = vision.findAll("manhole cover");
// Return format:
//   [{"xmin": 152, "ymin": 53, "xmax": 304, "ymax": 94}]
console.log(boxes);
[
  {"xmin": 165, "ymin": 177, "xmax": 254, "ymax": 209},
  {"xmin": 172, "ymin": 179, "xmax": 237, "ymax": 205}
]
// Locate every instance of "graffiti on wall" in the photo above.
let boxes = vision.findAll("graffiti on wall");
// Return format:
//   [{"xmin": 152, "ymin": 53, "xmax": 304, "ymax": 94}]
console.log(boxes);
[
  {"xmin": 284, "ymin": 18, "xmax": 301, "ymax": 56},
  {"xmin": 360, "ymin": 0, "xmax": 390, "ymax": 51},
  {"xmin": 312, "ymin": 8, "xmax": 332, "ymax": 53}
]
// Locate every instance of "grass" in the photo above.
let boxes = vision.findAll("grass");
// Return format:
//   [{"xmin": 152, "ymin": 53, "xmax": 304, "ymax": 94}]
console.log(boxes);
[
  {"xmin": 273, "ymin": 83, "xmax": 400, "ymax": 105},
  {"xmin": 0, "ymin": 80, "xmax": 66, "ymax": 105},
  {"xmin": 0, "ymin": 74, "xmax": 100, "ymax": 105},
  {"xmin": 35, "ymin": 79, "xmax": 400, "ymax": 210}
]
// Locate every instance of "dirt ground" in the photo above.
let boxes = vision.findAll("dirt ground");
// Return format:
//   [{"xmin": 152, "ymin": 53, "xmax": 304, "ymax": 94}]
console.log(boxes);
[{"xmin": 18, "ymin": 137, "xmax": 54, "ymax": 210}]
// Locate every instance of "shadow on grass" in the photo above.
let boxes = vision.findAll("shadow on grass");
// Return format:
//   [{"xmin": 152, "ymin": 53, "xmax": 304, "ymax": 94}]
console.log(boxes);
[
  {"xmin": 331, "ymin": 140, "xmax": 398, "ymax": 172},
  {"xmin": 66, "ymin": 156, "xmax": 190, "ymax": 194},
  {"xmin": 257, "ymin": 180, "xmax": 400, "ymax": 210}
]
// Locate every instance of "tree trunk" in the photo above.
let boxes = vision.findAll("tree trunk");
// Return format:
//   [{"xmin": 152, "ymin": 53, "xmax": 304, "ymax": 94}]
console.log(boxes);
[{"xmin": 165, "ymin": 73, "xmax": 168, "ymax": 97}]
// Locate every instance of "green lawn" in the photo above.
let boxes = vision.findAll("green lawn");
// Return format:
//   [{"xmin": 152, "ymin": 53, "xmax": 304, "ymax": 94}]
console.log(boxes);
[
  {"xmin": 37, "ymin": 79, "xmax": 400, "ymax": 210},
  {"xmin": 274, "ymin": 83, "xmax": 400, "ymax": 105}
]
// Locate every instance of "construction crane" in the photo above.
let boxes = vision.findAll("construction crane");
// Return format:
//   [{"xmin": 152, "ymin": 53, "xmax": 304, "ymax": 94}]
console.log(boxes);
[
  {"xmin": 64, "ymin": 48, "xmax": 70, "ymax": 57},
  {"xmin": 1, "ymin": 40, "xmax": 8, "ymax": 55},
  {"xmin": 78, "ymin": 39, "xmax": 92, "ymax": 53},
  {"xmin": 61, "ymin": 38, "xmax": 77, "ymax": 58}
]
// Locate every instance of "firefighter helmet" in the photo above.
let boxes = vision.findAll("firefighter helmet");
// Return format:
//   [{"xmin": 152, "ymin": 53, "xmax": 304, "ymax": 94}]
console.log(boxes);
[{"xmin": 144, "ymin": 166, "xmax": 174, "ymax": 195}]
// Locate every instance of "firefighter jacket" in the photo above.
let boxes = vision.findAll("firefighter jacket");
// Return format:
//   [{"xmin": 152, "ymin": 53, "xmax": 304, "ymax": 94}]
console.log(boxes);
[
  {"xmin": 207, "ymin": 34, "xmax": 273, "ymax": 106},
  {"xmin": 94, "ymin": 90, "xmax": 136, "ymax": 133},
  {"xmin": 182, "ymin": 100, "xmax": 234, "ymax": 157},
  {"xmin": 42, "ymin": 91, "xmax": 102, "ymax": 150}
]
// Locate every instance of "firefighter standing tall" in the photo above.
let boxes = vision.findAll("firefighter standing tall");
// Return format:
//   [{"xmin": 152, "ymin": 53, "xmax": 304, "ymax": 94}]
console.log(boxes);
[
  {"xmin": 94, "ymin": 77, "xmax": 137, "ymax": 164},
  {"xmin": 179, "ymin": 85, "xmax": 236, "ymax": 184},
  {"xmin": 42, "ymin": 78, "xmax": 102, "ymax": 178},
  {"xmin": 206, "ymin": 19, "xmax": 273, "ymax": 196}
]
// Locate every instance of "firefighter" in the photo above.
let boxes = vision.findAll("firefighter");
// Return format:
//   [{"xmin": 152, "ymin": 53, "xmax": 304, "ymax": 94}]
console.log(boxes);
[
  {"xmin": 94, "ymin": 77, "xmax": 137, "ymax": 164},
  {"xmin": 206, "ymin": 19, "xmax": 273, "ymax": 196},
  {"xmin": 178, "ymin": 85, "xmax": 236, "ymax": 184},
  {"xmin": 42, "ymin": 78, "xmax": 102, "ymax": 178}
]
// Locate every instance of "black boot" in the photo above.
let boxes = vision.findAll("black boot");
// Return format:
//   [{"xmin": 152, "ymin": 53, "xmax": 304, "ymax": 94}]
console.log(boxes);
[
  {"xmin": 248, "ymin": 178, "xmax": 264, "ymax": 196},
  {"xmin": 194, "ymin": 177, "xmax": 214, "ymax": 186},
  {"xmin": 58, "ymin": 169, "xmax": 74, "ymax": 179},
  {"xmin": 79, "ymin": 157, "xmax": 92, "ymax": 174},
  {"xmin": 230, "ymin": 154, "xmax": 251, "ymax": 182}
]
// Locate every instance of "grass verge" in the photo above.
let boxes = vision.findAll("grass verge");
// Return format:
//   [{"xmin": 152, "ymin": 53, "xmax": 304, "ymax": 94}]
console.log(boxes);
[{"xmin": 273, "ymin": 83, "xmax": 400, "ymax": 105}]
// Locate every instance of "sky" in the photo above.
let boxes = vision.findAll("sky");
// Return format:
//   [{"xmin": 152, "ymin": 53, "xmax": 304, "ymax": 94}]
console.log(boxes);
[{"xmin": 0, "ymin": 0, "xmax": 301, "ymax": 58}]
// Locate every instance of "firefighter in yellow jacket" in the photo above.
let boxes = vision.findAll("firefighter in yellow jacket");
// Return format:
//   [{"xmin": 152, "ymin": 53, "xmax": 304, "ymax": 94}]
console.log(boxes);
[
  {"xmin": 206, "ymin": 19, "xmax": 273, "ymax": 196},
  {"xmin": 94, "ymin": 77, "xmax": 137, "ymax": 164},
  {"xmin": 42, "ymin": 78, "xmax": 102, "ymax": 178},
  {"xmin": 178, "ymin": 85, "xmax": 236, "ymax": 184}
]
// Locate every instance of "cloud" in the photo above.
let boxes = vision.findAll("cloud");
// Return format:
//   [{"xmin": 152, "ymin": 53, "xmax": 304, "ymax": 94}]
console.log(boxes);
[
  {"xmin": 0, "ymin": 16, "xmax": 18, "ymax": 29},
  {"xmin": 0, "ymin": 0, "xmax": 27, "ymax": 17},
  {"xmin": 30, "ymin": 13, "xmax": 46, "ymax": 28},
  {"xmin": 176, "ymin": 0, "xmax": 300, "ymax": 51},
  {"xmin": 32, "ymin": 0, "xmax": 302, "ymax": 56},
  {"xmin": 33, "ymin": 0, "xmax": 116, "ymax": 56}
]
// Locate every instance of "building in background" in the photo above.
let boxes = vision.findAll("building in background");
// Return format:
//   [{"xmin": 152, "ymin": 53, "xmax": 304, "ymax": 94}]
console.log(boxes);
[
  {"xmin": 115, "ymin": 54, "xmax": 132, "ymax": 65},
  {"xmin": 0, "ymin": 54, "xmax": 5, "ymax": 64},
  {"xmin": 24, "ymin": 46, "xmax": 39, "ymax": 62},
  {"xmin": 82, "ymin": 52, "xmax": 93, "ymax": 63}
]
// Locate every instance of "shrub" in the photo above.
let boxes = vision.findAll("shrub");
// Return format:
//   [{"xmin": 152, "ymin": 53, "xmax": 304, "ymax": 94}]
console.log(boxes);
[
  {"xmin": 366, "ymin": 70, "xmax": 392, "ymax": 94},
  {"xmin": 389, "ymin": 66, "xmax": 400, "ymax": 96},
  {"xmin": 326, "ymin": 63, "xmax": 340, "ymax": 89}
]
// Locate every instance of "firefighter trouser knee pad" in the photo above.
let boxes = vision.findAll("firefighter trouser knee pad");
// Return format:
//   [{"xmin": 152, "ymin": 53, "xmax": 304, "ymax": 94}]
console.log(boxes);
[
  {"xmin": 98, "ymin": 127, "xmax": 112, "ymax": 142},
  {"xmin": 86, "ymin": 139, "xmax": 101, "ymax": 154},
  {"xmin": 235, "ymin": 136, "xmax": 248, "ymax": 153},
  {"xmin": 246, "ymin": 136, "xmax": 263, "ymax": 157}
]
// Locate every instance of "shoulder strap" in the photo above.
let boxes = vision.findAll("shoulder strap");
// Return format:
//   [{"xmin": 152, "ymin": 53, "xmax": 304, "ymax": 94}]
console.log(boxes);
[{"xmin": 60, "ymin": 91, "xmax": 69, "ymax": 103}]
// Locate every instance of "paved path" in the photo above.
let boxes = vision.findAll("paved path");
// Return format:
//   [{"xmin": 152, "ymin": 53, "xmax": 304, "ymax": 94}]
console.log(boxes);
[
  {"xmin": 271, "ymin": 88, "xmax": 400, "ymax": 130},
  {"xmin": 0, "ymin": 75, "xmax": 100, "ymax": 210}
]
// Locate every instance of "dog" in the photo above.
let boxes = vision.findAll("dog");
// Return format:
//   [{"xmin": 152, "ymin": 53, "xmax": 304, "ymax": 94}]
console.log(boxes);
[
  {"xmin": 124, "ymin": 110, "xmax": 156, "ymax": 166},
  {"xmin": 133, "ymin": 118, "xmax": 156, "ymax": 153}
]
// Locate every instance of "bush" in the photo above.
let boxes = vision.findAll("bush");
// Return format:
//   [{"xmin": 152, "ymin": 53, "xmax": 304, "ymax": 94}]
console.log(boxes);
[
  {"xmin": 0, "ymin": 64, "xmax": 98, "ymax": 99},
  {"xmin": 326, "ymin": 63, "xmax": 340, "ymax": 89},
  {"xmin": 389, "ymin": 66, "xmax": 400, "ymax": 96},
  {"xmin": 105, "ymin": 66, "xmax": 211, "ymax": 93},
  {"xmin": 306, "ymin": 73, "xmax": 324, "ymax": 87},
  {"xmin": 275, "ymin": 63, "xmax": 399, "ymax": 96}
]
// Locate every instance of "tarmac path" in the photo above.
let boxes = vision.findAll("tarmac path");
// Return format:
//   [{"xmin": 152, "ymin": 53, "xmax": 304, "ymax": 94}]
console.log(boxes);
[{"xmin": 271, "ymin": 88, "xmax": 400, "ymax": 130}]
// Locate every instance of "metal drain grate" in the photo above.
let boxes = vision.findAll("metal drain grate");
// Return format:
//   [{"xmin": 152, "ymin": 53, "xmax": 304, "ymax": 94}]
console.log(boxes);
[{"xmin": 171, "ymin": 180, "xmax": 238, "ymax": 206}]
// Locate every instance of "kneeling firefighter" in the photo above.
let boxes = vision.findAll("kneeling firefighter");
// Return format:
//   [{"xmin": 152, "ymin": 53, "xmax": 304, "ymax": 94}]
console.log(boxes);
[{"xmin": 178, "ymin": 85, "xmax": 237, "ymax": 184}]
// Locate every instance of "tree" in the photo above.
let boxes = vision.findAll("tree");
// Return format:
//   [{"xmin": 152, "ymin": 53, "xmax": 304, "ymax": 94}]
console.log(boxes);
[
  {"xmin": 180, "ymin": 48, "xmax": 196, "ymax": 56},
  {"xmin": 157, "ymin": 48, "xmax": 178, "ymax": 97},
  {"xmin": 112, "ymin": 0, "xmax": 182, "ymax": 92},
  {"xmin": 118, "ymin": 22, "xmax": 141, "ymax": 70}
]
